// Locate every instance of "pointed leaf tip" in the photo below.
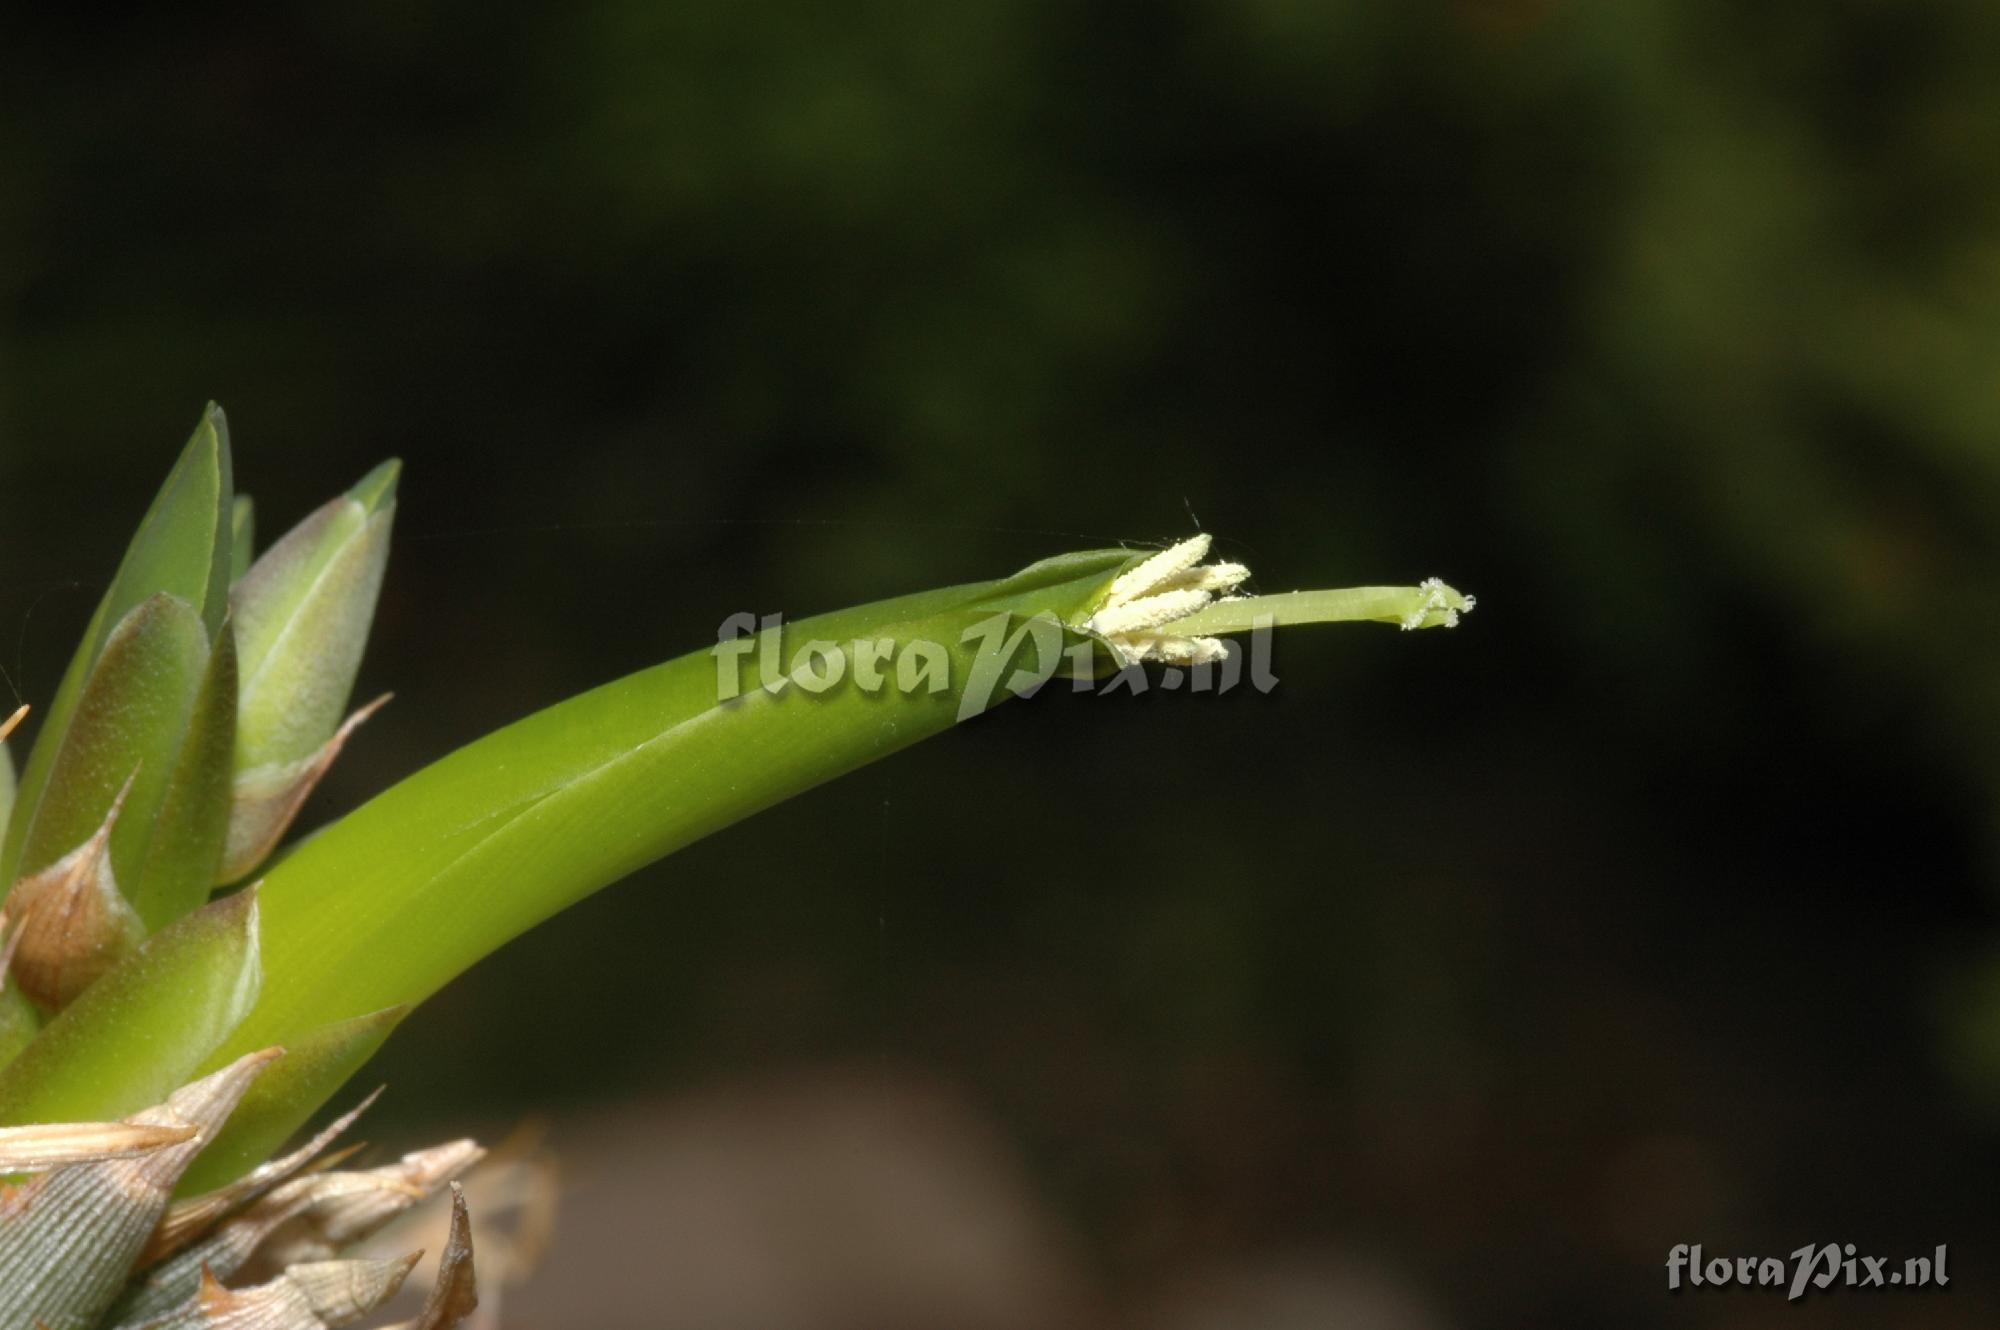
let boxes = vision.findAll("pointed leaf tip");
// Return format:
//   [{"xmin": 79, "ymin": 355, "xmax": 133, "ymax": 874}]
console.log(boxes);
[
  {"xmin": 221, "ymin": 694, "xmax": 389, "ymax": 884},
  {"xmin": 5, "ymin": 771, "xmax": 145, "ymax": 1010},
  {"xmin": 398, "ymin": 1184, "xmax": 480, "ymax": 1330},
  {"xmin": 348, "ymin": 457, "xmax": 402, "ymax": 512},
  {"xmin": 144, "ymin": 1083, "xmax": 384, "ymax": 1267}
]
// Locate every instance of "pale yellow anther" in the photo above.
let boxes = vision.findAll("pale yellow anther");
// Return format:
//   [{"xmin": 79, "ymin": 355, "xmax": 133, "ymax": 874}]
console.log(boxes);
[
  {"xmin": 1101, "ymin": 535, "xmax": 1212, "ymax": 608},
  {"xmin": 1085, "ymin": 537, "xmax": 1255, "ymax": 664}
]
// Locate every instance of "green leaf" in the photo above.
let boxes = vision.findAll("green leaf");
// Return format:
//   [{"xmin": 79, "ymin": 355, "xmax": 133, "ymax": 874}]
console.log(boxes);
[
  {"xmin": 0, "ymin": 889, "xmax": 262, "ymax": 1128},
  {"xmin": 129, "ymin": 621, "xmax": 238, "ymax": 929},
  {"xmin": 12, "ymin": 596, "xmax": 207, "ymax": 877},
  {"xmin": 231, "ymin": 460, "xmax": 398, "ymax": 774},
  {"xmin": 3, "ymin": 594, "xmax": 233, "ymax": 952},
  {"xmin": 0, "ymin": 406, "xmax": 233, "ymax": 888}
]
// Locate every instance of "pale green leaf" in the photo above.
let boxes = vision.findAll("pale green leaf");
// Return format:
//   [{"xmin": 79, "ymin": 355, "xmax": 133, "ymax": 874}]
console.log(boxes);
[{"xmin": 232, "ymin": 461, "xmax": 398, "ymax": 774}]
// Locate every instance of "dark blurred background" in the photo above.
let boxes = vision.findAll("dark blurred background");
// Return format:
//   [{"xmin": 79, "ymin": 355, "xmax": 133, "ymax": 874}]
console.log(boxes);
[{"xmin": 6, "ymin": 2, "xmax": 2000, "ymax": 1326}]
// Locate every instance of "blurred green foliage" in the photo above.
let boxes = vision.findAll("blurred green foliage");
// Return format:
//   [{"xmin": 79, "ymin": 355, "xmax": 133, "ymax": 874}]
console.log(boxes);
[{"xmin": 5, "ymin": 2, "xmax": 2000, "ymax": 1325}]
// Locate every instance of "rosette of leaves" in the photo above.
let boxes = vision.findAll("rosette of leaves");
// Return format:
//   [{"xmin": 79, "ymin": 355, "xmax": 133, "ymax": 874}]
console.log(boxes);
[{"xmin": 0, "ymin": 406, "xmax": 1471, "ymax": 1325}]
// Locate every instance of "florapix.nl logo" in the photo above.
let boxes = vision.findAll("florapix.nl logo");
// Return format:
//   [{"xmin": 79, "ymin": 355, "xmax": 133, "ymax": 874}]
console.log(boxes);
[
  {"xmin": 711, "ymin": 609, "xmax": 1282, "ymax": 721},
  {"xmin": 1666, "ymin": 1243, "xmax": 1948, "ymax": 1302}
]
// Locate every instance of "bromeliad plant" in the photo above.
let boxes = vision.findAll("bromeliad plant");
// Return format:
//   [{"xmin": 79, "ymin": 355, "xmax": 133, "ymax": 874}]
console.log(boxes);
[{"xmin": 0, "ymin": 406, "xmax": 1472, "ymax": 1328}]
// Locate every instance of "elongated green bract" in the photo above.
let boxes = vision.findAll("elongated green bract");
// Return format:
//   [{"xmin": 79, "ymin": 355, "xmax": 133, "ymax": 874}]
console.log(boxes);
[
  {"xmin": 248, "ymin": 550, "xmax": 1126, "ymax": 1025},
  {"xmin": 181, "ymin": 551, "xmax": 1132, "ymax": 1174}
]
